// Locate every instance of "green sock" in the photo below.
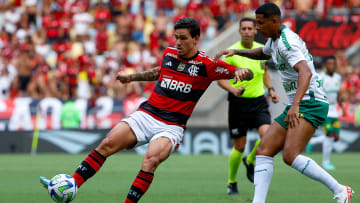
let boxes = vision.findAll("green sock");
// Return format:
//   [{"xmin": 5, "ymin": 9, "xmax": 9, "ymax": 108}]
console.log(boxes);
[
  {"xmin": 228, "ymin": 147, "xmax": 243, "ymax": 184},
  {"xmin": 246, "ymin": 139, "xmax": 261, "ymax": 164}
]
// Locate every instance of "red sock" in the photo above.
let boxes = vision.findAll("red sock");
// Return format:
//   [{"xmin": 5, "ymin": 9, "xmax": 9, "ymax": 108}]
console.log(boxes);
[
  {"xmin": 73, "ymin": 150, "xmax": 106, "ymax": 188},
  {"xmin": 124, "ymin": 170, "xmax": 154, "ymax": 203}
]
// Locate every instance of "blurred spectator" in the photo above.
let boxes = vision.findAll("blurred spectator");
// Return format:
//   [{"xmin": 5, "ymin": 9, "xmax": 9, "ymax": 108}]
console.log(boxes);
[
  {"xmin": 4, "ymin": 3, "xmax": 23, "ymax": 34},
  {"xmin": 0, "ymin": 49, "xmax": 17, "ymax": 99},
  {"xmin": 72, "ymin": 4, "xmax": 93, "ymax": 41}
]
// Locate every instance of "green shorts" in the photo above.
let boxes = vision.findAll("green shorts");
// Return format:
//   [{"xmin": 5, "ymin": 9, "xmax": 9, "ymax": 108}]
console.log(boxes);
[
  {"xmin": 275, "ymin": 100, "xmax": 329, "ymax": 129},
  {"xmin": 321, "ymin": 117, "xmax": 340, "ymax": 134}
]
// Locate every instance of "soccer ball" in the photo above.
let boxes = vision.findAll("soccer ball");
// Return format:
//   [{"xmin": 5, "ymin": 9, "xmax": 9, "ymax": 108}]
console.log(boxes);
[{"xmin": 48, "ymin": 174, "xmax": 78, "ymax": 203}]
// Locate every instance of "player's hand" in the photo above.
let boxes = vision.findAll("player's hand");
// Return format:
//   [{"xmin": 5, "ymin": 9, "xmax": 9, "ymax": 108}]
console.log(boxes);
[
  {"xmin": 116, "ymin": 72, "xmax": 131, "ymax": 83},
  {"xmin": 231, "ymin": 86, "xmax": 246, "ymax": 97},
  {"xmin": 269, "ymin": 90, "xmax": 279, "ymax": 103},
  {"xmin": 285, "ymin": 105, "xmax": 300, "ymax": 128},
  {"xmin": 214, "ymin": 49, "xmax": 238, "ymax": 62},
  {"xmin": 233, "ymin": 68, "xmax": 253, "ymax": 84}
]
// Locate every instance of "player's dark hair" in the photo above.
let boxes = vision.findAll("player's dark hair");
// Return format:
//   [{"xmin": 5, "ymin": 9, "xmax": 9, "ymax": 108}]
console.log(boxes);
[
  {"xmin": 255, "ymin": 3, "xmax": 281, "ymax": 18},
  {"xmin": 240, "ymin": 17, "xmax": 256, "ymax": 27},
  {"xmin": 174, "ymin": 17, "xmax": 201, "ymax": 38},
  {"xmin": 323, "ymin": 56, "xmax": 337, "ymax": 63}
]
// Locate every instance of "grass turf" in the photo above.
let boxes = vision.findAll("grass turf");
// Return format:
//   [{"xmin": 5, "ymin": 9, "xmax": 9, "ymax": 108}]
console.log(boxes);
[{"xmin": 0, "ymin": 153, "xmax": 358, "ymax": 203}]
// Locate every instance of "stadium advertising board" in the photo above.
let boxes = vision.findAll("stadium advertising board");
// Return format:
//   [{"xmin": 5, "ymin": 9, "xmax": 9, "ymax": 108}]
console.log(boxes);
[
  {"xmin": 282, "ymin": 19, "xmax": 360, "ymax": 56},
  {"xmin": 0, "ymin": 97, "xmax": 131, "ymax": 131},
  {"xmin": 1, "ymin": 97, "xmax": 359, "ymax": 130},
  {"xmin": 0, "ymin": 127, "xmax": 359, "ymax": 154}
]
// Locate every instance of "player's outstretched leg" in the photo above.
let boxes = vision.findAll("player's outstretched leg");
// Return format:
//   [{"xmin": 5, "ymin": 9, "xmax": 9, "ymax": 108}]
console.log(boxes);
[
  {"xmin": 73, "ymin": 149, "xmax": 106, "ymax": 188},
  {"xmin": 38, "ymin": 150, "xmax": 106, "ymax": 191},
  {"xmin": 39, "ymin": 121, "xmax": 136, "ymax": 195},
  {"xmin": 284, "ymin": 119, "xmax": 353, "ymax": 203}
]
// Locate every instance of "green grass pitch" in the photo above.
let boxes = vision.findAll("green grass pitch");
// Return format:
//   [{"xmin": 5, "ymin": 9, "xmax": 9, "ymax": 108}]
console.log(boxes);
[{"xmin": 0, "ymin": 153, "xmax": 358, "ymax": 203}]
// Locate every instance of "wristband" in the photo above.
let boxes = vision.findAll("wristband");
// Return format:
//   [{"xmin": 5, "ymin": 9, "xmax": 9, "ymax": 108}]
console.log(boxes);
[{"xmin": 268, "ymin": 87, "xmax": 275, "ymax": 92}]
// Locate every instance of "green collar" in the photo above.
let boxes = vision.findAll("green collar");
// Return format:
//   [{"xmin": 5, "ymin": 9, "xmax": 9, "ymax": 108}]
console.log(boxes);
[{"xmin": 280, "ymin": 25, "xmax": 287, "ymax": 32}]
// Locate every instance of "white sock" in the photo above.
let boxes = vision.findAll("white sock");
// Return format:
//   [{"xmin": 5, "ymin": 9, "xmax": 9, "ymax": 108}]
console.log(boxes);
[
  {"xmin": 322, "ymin": 136, "xmax": 334, "ymax": 165},
  {"xmin": 291, "ymin": 155, "xmax": 343, "ymax": 194},
  {"xmin": 252, "ymin": 155, "xmax": 273, "ymax": 203}
]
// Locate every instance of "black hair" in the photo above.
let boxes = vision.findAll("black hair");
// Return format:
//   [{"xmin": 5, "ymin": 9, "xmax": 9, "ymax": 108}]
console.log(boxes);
[
  {"xmin": 239, "ymin": 17, "xmax": 256, "ymax": 27},
  {"xmin": 323, "ymin": 56, "xmax": 337, "ymax": 63},
  {"xmin": 174, "ymin": 17, "xmax": 200, "ymax": 38},
  {"xmin": 255, "ymin": 3, "xmax": 281, "ymax": 18}
]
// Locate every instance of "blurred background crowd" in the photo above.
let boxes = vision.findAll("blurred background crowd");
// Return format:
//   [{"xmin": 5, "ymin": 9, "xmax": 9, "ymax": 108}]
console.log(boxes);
[{"xmin": 0, "ymin": 0, "xmax": 359, "ymax": 108}]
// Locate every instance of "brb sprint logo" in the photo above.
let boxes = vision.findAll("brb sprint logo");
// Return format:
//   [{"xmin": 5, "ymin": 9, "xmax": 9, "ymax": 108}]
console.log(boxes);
[{"xmin": 161, "ymin": 78, "xmax": 192, "ymax": 93}]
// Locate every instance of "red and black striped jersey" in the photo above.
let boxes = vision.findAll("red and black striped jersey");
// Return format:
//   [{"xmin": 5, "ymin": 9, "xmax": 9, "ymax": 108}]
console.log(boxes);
[{"xmin": 139, "ymin": 47, "xmax": 237, "ymax": 128}]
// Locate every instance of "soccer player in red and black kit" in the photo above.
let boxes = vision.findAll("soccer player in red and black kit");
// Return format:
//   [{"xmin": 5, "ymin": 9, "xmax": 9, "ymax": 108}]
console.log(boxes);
[{"xmin": 40, "ymin": 17, "xmax": 253, "ymax": 202}]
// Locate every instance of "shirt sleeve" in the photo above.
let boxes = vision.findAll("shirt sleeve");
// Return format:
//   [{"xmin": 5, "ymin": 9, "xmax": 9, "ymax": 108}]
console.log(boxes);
[
  {"xmin": 262, "ymin": 39, "xmax": 272, "ymax": 56},
  {"xmin": 207, "ymin": 59, "xmax": 237, "ymax": 80}
]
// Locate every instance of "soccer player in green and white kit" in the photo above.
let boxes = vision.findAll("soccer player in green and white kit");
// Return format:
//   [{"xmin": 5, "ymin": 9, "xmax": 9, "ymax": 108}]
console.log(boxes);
[
  {"xmin": 215, "ymin": 3, "xmax": 353, "ymax": 203},
  {"xmin": 306, "ymin": 56, "xmax": 342, "ymax": 171},
  {"xmin": 217, "ymin": 17, "xmax": 279, "ymax": 195}
]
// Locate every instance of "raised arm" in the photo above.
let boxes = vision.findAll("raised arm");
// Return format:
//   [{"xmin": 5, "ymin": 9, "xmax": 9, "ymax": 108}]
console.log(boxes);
[
  {"xmin": 116, "ymin": 67, "xmax": 160, "ymax": 84},
  {"xmin": 214, "ymin": 47, "xmax": 271, "ymax": 62}
]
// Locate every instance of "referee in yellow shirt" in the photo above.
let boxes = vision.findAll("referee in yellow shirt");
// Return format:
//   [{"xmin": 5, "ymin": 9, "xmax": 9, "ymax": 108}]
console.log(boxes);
[{"xmin": 217, "ymin": 17, "xmax": 279, "ymax": 195}]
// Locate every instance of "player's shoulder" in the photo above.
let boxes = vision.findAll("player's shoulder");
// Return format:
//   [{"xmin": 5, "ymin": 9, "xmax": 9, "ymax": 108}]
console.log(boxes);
[
  {"xmin": 164, "ymin": 46, "xmax": 177, "ymax": 54},
  {"xmin": 197, "ymin": 50, "xmax": 215, "ymax": 63},
  {"xmin": 279, "ymin": 26, "xmax": 300, "ymax": 51}
]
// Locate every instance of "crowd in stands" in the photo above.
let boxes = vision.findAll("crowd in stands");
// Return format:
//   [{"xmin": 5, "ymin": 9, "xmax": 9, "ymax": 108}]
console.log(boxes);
[
  {"xmin": 0, "ymin": 0, "xmax": 359, "ymax": 113},
  {"xmin": 0, "ymin": 0, "xmax": 252, "ymax": 103},
  {"xmin": 334, "ymin": 51, "xmax": 360, "ymax": 124}
]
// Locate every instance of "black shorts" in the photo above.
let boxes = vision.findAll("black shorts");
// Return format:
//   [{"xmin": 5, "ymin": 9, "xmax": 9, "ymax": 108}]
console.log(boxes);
[{"xmin": 228, "ymin": 95, "xmax": 271, "ymax": 139}]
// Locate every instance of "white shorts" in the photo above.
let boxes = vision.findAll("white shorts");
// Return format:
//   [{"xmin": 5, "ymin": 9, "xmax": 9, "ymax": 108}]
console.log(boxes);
[{"xmin": 122, "ymin": 111, "xmax": 184, "ymax": 152}]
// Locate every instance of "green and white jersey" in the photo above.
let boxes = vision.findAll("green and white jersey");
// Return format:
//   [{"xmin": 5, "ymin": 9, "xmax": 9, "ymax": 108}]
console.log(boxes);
[
  {"xmin": 262, "ymin": 26, "xmax": 327, "ymax": 104},
  {"xmin": 319, "ymin": 71, "xmax": 341, "ymax": 118}
]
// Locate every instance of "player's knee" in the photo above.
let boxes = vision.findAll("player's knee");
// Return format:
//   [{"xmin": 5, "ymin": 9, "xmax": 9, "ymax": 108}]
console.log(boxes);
[
  {"xmin": 142, "ymin": 156, "xmax": 161, "ymax": 171},
  {"xmin": 97, "ymin": 137, "xmax": 117, "ymax": 157},
  {"xmin": 282, "ymin": 151, "xmax": 297, "ymax": 166},
  {"xmin": 233, "ymin": 143, "xmax": 245, "ymax": 152}
]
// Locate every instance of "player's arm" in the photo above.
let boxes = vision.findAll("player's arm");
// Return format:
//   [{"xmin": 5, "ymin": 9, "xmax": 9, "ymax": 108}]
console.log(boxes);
[
  {"xmin": 214, "ymin": 47, "xmax": 270, "ymax": 62},
  {"xmin": 116, "ymin": 67, "xmax": 160, "ymax": 83},
  {"xmin": 262, "ymin": 62, "xmax": 279, "ymax": 103},
  {"xmin": 217, "ymin": 79, "xmax": 245, "ymax": 97},
  {"xmin": 285, "ymin": 61, "xmax": 312, "ymax": 128}
]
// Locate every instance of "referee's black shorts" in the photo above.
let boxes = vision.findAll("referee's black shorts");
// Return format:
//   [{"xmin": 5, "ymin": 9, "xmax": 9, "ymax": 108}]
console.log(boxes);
[{"xmin": 228, "ymin": 94, "xmax": 271, "ymax": 139}]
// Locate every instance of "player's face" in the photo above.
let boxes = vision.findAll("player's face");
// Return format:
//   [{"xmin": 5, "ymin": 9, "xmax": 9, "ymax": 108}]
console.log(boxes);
[
  {"xmin": 325, "ymin": 58, "xmax": 337, "ymax": 74},
  {"xmin": 255, "ymin": 14, "xmax": 274, "ymax": 38},
  {"xmin": 239, "ymin": 21, "xmax": 256, "ymax": 43},
  {"xmin": 174, "ymin": 28, "xmax": 199, "ymax": 58}
]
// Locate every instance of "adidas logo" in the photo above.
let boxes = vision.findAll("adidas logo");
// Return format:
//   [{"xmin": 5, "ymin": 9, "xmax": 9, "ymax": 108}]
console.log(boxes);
[{"xmin": 166, "ymin": 61, "xmax": 172, "ymax": 67}]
